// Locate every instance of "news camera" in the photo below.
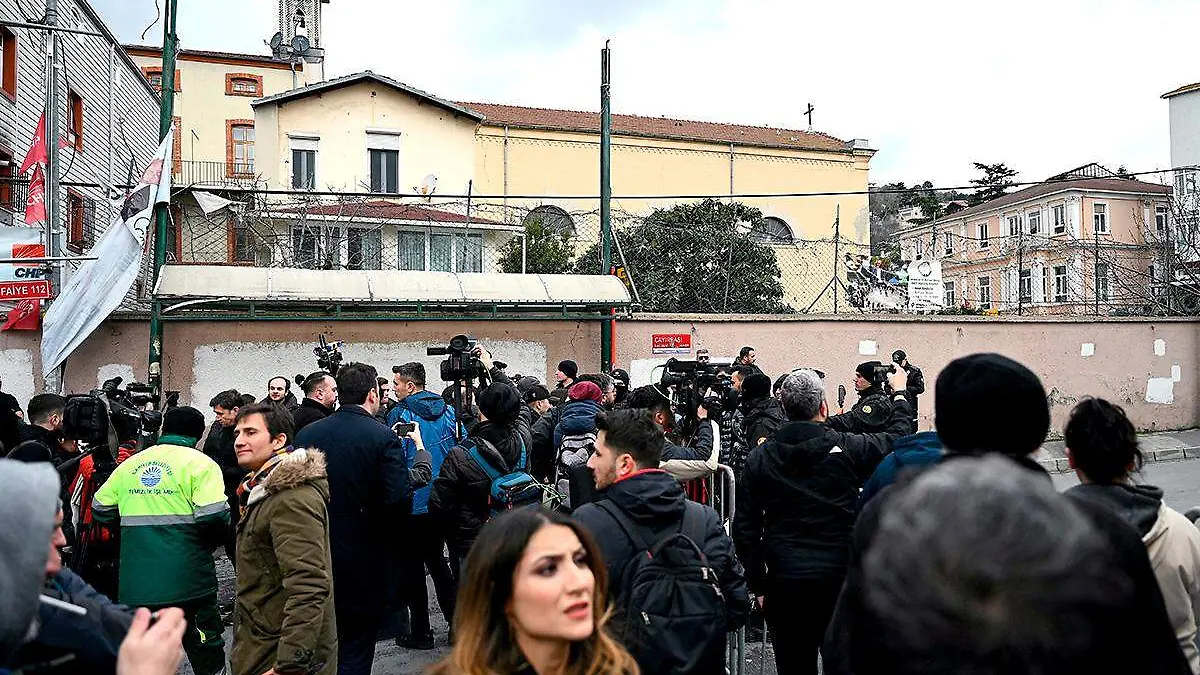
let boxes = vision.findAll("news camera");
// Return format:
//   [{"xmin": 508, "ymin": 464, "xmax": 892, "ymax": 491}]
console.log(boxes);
[
  {"xmin": 314, "ymin": 334, "xmax": 345, "ymax": 377},
  {"xmin": 427, "ymin": 334, "xmax": 487, "ymax": 383},
  {"xmin": 870, "ymin": 362, "xmax": 897, "ymax": 391},
  {"xmin": 658, "ymin": 357, "xmax": 736, "ymax": 431}
]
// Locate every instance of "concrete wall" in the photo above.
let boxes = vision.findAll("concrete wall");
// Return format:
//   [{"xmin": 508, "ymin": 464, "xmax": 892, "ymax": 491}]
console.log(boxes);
[
  {"xmin": 2, "ymin": 316, "xmax": 1196, "ymax": 433},
  {"xmin": 616, "ymin": 315, "xmax": 1200, "ymax": 435}
]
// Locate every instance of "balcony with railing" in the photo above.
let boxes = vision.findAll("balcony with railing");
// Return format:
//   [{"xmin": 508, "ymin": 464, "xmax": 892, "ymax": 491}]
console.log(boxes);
[{"xmin": 175, "ymin": 160, "xmax": 259, "ymax": 188}]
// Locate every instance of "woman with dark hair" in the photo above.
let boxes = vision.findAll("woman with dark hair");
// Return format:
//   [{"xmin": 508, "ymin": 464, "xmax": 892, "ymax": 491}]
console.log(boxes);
[
  {"xmin": 1064, "ymin": 397, "xmax": 1200, "ymax": 673},
  {"xmin": 428, "ymin": 507, "xmax": 638, "ymax": 675}
]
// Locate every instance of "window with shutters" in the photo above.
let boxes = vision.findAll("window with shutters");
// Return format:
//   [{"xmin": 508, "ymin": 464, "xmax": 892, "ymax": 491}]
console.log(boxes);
[
  {"xmin": 1054, "ymin": 265, "xmax": 1068, "ymax": 303},
  {"xmin": 977, "ymin": 276, "xmax": 991, "ymax": 310},
  {"xmin": 1027, "ymin": 210, "xmax": 1041, "ymax": 235},
  {"xmin": 943, "ymin": 281, "xmax": 955, "ymax": 308},
  {"xmin": 1093, "ymin": 203, "xmax": 1109, "ymax": 234},
  {"xmin": 0, "ymin": 27, "xmax": 16, "ymax": 101},
  {"xmin": 1052, "ymin": 205, "xmax": 1067, "ymax": 234},
  {"xmin": 977, "ymin": 222, "xmax": 989, "ymax": 249},
  {"xmin": 1019, "ymin": 269, "xmax": 1032, "ymax": 303},
  {"xmin": 68, "ymin": 91, "xmax": 84, "ymax": 151},
  {"xmin": 226, "ymin": 121, "xmax": 254, "ymax": 176}
]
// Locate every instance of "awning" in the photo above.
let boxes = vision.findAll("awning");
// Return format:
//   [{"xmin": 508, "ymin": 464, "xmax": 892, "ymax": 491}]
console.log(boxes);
[{"xmin": 152, "ymin": 265, "xmax": 632, "ymax": 319}]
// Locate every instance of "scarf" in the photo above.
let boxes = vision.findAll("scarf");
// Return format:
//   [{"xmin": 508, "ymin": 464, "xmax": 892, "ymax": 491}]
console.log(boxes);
[{"xmin": 237, "ymin": 446, "xmax": 293, "ymax": 518}]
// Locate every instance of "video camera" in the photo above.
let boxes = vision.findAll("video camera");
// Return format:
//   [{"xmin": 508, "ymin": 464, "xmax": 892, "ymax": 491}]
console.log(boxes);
[
  {"xmin": 427, "ymin": 334, "xmax": 487, "ymax": 384},
  {"xmin": 314, "ymin": 334, "xmax": 345, "ymax": 377},
  {"xmin": 658, "ymin": 357, "xmax": 736, "ymax": 430}
]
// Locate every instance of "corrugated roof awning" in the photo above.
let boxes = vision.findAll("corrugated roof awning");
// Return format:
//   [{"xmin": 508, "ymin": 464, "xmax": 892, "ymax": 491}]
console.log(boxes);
[{"xmin": 152, "ymin": 265, "xmax": 632, "ymax": 320}]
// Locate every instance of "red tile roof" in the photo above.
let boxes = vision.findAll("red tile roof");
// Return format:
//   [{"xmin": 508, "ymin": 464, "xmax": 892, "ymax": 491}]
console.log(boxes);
[
  {"xmin": 275, "ymin": 200, "xmax": 506, "ymax": 226},
  {"xmin": 931, "ymin": 178, "xmax": 1171, "ymax": 224},
  {"xmin": 460, "ymin": 101, "xmax": 854, "ymax": 153}
]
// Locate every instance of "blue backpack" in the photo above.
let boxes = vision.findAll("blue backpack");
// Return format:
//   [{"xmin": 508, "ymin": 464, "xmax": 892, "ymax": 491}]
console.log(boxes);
[{"xmin": 463, "ymin": 438, "xmax": 543, "ymax": 515}]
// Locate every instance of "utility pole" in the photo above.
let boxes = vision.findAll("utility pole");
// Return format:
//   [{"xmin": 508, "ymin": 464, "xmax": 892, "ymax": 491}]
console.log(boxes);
[
  {"xmin": 832, "ymin": 205, "xmax": 840, "ymax": 314},
  {"xmin": 599, "ymin": 41, "xmax": 613, "ymax": 372},
  {"xmin": 147, "ymin": 0, "xmax": 178, "ymax": 406},
  {"xmin": 42, "ymin": 0, "xmax": 62, "ymax": 393}
]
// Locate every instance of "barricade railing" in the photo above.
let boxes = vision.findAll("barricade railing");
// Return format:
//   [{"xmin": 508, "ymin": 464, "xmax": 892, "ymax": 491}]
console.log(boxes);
[{"xmin": 703, "ymin": 464, "xmax": 747, "ymax": 675}]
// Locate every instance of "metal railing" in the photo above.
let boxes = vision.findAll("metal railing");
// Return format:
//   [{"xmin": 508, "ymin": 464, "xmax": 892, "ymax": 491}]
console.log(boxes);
[
  {"xmin": 0, "ymin": 178, "xmax": 30, "ymax": 213},
  {"xmin": 176, "ymin": 160, "xmax": 258, "ymax": 186},
  {"xmin": 701, "ymin": 464, "xmax": 749, "ymax": 675}
]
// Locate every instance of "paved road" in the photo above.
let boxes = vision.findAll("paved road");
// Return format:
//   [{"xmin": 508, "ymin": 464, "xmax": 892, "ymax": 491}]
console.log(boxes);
[{"xmin": 1052, "ymin": 456, "xmax": 1200, "ymax": 508}]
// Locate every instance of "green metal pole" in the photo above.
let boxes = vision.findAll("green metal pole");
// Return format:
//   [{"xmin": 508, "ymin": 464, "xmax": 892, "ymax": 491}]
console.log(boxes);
[
  {"xmin": 599, "ymin": 41, "xmax": 613, "ymax": 372},
  {"xmin": 147, "ymin": 0, "xmax": 178, "ymax": 407}
]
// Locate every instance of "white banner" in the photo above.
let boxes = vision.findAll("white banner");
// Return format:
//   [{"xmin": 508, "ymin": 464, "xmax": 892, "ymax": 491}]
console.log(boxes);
[
  {"xmin": 41, "ymin": 128, "xmax": 173, "ymax": 373},
  {"xmin": 907, "ymin": 259, "xmax": 944, "ymax": 311}
]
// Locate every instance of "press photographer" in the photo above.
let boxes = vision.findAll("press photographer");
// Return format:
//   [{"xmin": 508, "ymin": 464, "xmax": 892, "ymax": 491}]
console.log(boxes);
[
  {"xmin": 621, "ymin": 358, "xmax": 724, "ymax": 482},
  {"xmin": 827, "ymin": 361, "xmax": 906, "ymax": 434}
]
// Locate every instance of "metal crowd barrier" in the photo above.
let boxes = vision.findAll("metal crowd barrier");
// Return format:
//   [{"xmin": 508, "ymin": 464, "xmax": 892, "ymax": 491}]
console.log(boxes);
[{"xmin": 701, "ymin": 464, "xmax": 748, "ymax": 675}]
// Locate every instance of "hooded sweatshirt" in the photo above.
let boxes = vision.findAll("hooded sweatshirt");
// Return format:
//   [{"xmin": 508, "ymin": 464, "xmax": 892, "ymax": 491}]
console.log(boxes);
[
  {"xmin": 1067, "ymin": 482, "xmax": 1200, "ymax": 674},
  {"xmin": 0, "ymin": 459, "xmax": 59, "ymax": 666},
  {"xmin": 387, "ymin": 390, "xmax": 458, "ymax": 515}
]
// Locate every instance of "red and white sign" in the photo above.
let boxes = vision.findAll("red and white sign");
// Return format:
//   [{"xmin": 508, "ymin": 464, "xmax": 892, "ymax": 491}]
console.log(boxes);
[
  {"xmin": 652, "ymin": 333, "xmax": 692, "ymax": 355},
  {"xmin": 0, "ymin": 228, "xmax": 50, "ymax": 300}
]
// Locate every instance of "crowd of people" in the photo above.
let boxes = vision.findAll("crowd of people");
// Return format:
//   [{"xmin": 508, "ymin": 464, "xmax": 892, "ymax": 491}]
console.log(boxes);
[{"xmin": 3, "ymin": 343, "xmax": 1200, "ymax": 675}]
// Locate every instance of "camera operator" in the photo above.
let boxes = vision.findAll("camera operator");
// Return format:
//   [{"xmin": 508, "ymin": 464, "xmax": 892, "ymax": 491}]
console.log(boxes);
[
  {"xmin": 8, "ymin": 394, "xmax": 78, "ymax": 542},
  {"xmin": 624, "ymin": 384, "xmax": 719, "ymax": 482},
  {"xmin": 827, "ymin": 361, "xmax": 900, "ymax": 435},
  {"xmin": 892, "ymin": 349, "xmax": 925, "ymax": 429},
  {"xmin": 430, "ymin": 343, "xmax": 533, "ymax": 573}
]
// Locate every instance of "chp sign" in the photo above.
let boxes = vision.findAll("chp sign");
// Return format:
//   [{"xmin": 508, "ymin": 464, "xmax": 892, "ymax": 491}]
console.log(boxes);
[{"xmin": 0, "ymin": 227, "xmax": 50, "ymax": 300}]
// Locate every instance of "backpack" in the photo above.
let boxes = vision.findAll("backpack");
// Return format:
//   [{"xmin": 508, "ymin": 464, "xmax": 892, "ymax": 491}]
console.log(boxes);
[
  {"xmin": 598, "ymin": 500, "xmax": 727, "ymax": 675},
  {"xmin": 463, "ymin": 438, "xmax": 543, "ymax": 515}
]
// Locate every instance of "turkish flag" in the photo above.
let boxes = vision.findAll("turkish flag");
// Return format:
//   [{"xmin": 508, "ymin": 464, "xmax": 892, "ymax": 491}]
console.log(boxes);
[
  {"xmin": 24, "ymin": 165, "xmax": 46, "ymax": 227},
  {"xmin": 19, "ymin": 114, "xmax": 47, "ymax": 175},
  {"xmin": 2, "ymin": 299, "xmax": 41, "ymax": 331}
]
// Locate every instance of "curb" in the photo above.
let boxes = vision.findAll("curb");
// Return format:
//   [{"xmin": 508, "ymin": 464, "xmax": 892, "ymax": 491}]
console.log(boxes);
[{"xmin": 1039, "ymin": 446, "xmax": 1200, "ymax": 474}]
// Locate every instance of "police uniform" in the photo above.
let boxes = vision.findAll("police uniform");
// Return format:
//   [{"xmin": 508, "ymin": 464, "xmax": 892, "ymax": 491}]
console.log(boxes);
[{"xmin": 827, "ymin": 384, "xmax": 894, "ymax": 434}]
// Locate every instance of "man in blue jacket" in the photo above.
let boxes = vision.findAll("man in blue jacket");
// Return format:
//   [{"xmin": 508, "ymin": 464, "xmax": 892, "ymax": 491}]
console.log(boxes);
[
  {"xmin": 296, "ymin": 362, "xmax": 432, "ymax": 675},
  {"xmin": 387, "ymin": 362, "xmax": 459, "ymax": 650}
]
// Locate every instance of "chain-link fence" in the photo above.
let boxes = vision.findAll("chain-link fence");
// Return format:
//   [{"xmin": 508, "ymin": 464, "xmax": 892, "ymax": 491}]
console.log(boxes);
[{"xmin": 130, "ymin": 181, "xmax": 1200, "ymax": 316}]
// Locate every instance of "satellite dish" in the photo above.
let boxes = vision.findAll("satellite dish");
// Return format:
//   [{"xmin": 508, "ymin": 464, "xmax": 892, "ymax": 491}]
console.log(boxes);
[
  {"xmin": 291, "ymin": 34, "xmax": 311, "ymax": 54},
  {"xmin": 415, "ymin": 174, "xmax": 438, "ymax": 196},
  {"xmin": 269, "ymin": 31, "xmax": 283, "ymax": 50}
]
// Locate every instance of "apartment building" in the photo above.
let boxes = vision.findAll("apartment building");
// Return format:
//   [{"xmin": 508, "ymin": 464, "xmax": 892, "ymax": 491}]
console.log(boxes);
[{"xmin": 897, "ymin": 168, "xmax": 1171, "ymax": 315}]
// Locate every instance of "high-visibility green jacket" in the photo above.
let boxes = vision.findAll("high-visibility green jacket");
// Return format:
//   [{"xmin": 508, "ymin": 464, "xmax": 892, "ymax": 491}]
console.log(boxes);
[{"xmin": 92, "ymin": 435, "xmax": 230, "ymax": 606}]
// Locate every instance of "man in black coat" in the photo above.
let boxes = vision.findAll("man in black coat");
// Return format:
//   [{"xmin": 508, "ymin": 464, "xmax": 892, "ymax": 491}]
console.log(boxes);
[
  {"xmin": 826, "ymin": 361, "xmax": 896, "ymax": 434},
  {"xmin": 892, "ymin": 349, "xmax": 925, "ymax": 429},
  {"xmin": 295, "ymin": 362, "xmax": 430, "ymax": 675},
  {"xmin": 739, "ymin": 373, "xmax": 786, "ymax": 456},
  {"xmin": 290, "ymin": 372, "xmax": 338, "ymax": 434},
  {"xmin": 733, "ymin": 367, "xmax": 911, "ymax": 675},
  {"xmin": 430, "ymin": 346, "xmax": 532, "ymax": 572},
  {"xmin": 573, "ymin": 409, "xmax": 749, "ymax": 675},
  {"xmin": 202, "ymin": 389, "xmax": 243, "ymax": 563},
  {"xmin": 9, "ymin": 394, "xmax": 78, "ymax": 542},
  {"xmin": 822, "ymin": 353, "xmax": 1190, "ymax": 675}
]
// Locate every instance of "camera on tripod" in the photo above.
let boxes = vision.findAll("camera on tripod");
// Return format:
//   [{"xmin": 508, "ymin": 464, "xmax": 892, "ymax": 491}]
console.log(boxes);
[
  {"xmin": 314, "ymin": 334, "xmax": 345, "ymax": 377},
  {"xmin": 428, "ymin": 334, "xmax": 487, "ymax": 383},
  {"xmin": 61, "ymin": 378, "xmax": 164, "ymax": 471}
]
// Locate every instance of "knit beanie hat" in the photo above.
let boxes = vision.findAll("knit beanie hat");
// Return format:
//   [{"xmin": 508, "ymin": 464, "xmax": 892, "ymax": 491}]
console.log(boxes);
[
  {"xmin": 935, "ymin": 353, "xmax": 1050, "ymax": 457},
  {"xmin": 163, "ymin": 406, "xmax": 206, "ymax": 443},
  {"xmin": 477, "ymin": 383, "xmax": 522, "ymax": 427},
  {"xmin": 558, "ymin": 360, "xmax": 579, "ymax": 380},
  {"xmin": 742, "ymin": 373, "xmax": 773, "ymax": 400},
  {"xmin": 516, "ymin": 376, "xmax": 541, "ymax": 396},
  {"xmin": 857, "ymin": 361, "xmax": 883, "ymax": 380},
  {"xmin": 0, "ymin": 460, "xmax": 59, "ymax": 664},
  {"xmin": 568, "ymin": 381, "xmax": 603, "ymax": 403}
]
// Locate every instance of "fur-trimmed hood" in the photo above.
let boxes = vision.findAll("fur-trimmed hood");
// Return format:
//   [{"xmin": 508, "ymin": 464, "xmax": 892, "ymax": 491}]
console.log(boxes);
[{"xmin": 247, "ymin": 448, "xmax": 329, "ymax": 508}]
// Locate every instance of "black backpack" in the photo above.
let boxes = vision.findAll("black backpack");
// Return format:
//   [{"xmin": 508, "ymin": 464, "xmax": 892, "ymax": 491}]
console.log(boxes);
[{"xmin": 598, "ymin": 500, "xmax": 727, "ymax": 675}]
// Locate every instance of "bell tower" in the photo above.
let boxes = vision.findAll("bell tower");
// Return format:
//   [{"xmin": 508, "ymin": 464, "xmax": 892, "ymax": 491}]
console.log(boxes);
[{"xmin": 276, "ymin": 0, "xmax": 327, "ymax": 82}]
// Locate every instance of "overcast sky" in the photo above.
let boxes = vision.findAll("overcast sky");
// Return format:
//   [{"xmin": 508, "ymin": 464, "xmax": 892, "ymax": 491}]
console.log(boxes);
[{"xmin": 91, "ymin": 0, "xmax": 1199, "ymax": 190}]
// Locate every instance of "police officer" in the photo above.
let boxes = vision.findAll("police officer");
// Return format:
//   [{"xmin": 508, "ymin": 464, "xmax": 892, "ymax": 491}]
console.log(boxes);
[
  {"xmin": 892, "ymin": 349, "xmax": 925, "ymax": 429},
  {"xmin": 826, "ymin": 361, "xmax": 895, "ymax": 434}
]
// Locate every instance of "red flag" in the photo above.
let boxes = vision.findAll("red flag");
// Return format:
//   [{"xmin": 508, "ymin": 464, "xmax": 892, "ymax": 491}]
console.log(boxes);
[
  {"xmin": 2, "ymin": 299, "xmax": 40, "ymax": 331},
  {"xmin": 24, "ymin": 165, "xmax": 46, "ymax": 226},
  {"xmin": 19, "ymin": 114, "xmax": 47, "ymax": 175}
]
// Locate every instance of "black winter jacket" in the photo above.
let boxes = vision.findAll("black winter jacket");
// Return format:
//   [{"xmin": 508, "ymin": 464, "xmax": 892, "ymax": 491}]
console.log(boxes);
[
  {"xmin": 291, "ymin": 398, "xmax": 333, "ymax": 435},
  {"xmin": 295, "ymin": 405, "xmax": 412, "ymax": 614},
  {"xmin": 822, "ymin": 453, "xmax": 1190, "ymax": 675},
  {"xmin": 201, "ymin": 422, "xmax": 241, "ymax": 499},
  {"xmin": 429, "ymin": 404, "xmax": 533, "ymax": 558},
  {"xmin": 733, "ymin": 396, "xmax": 910, "ymax": 592},
  {"xmin": 741, "ymin": 396, "xmax": 787, "ymax": 453},
  {"xmin": 572, "ymin": 470, "xmax": 750, "ymax": 675},
  {"xmin": 902, "ymin": 363, "xmax": 925, "ymax": 420}
]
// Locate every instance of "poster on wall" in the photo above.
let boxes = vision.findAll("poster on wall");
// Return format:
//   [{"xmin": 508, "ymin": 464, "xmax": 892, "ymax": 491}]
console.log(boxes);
[
  {"xmin": 907, "ymin": 259, "xmax": 943, "ymax": 311},
  {"xmin": 652, "ymin": 333, "xmax": 692, "ymax": 355},
  {"xmin": 0, "ymin": 227, "xmax": 50, "ymax": 301}
]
